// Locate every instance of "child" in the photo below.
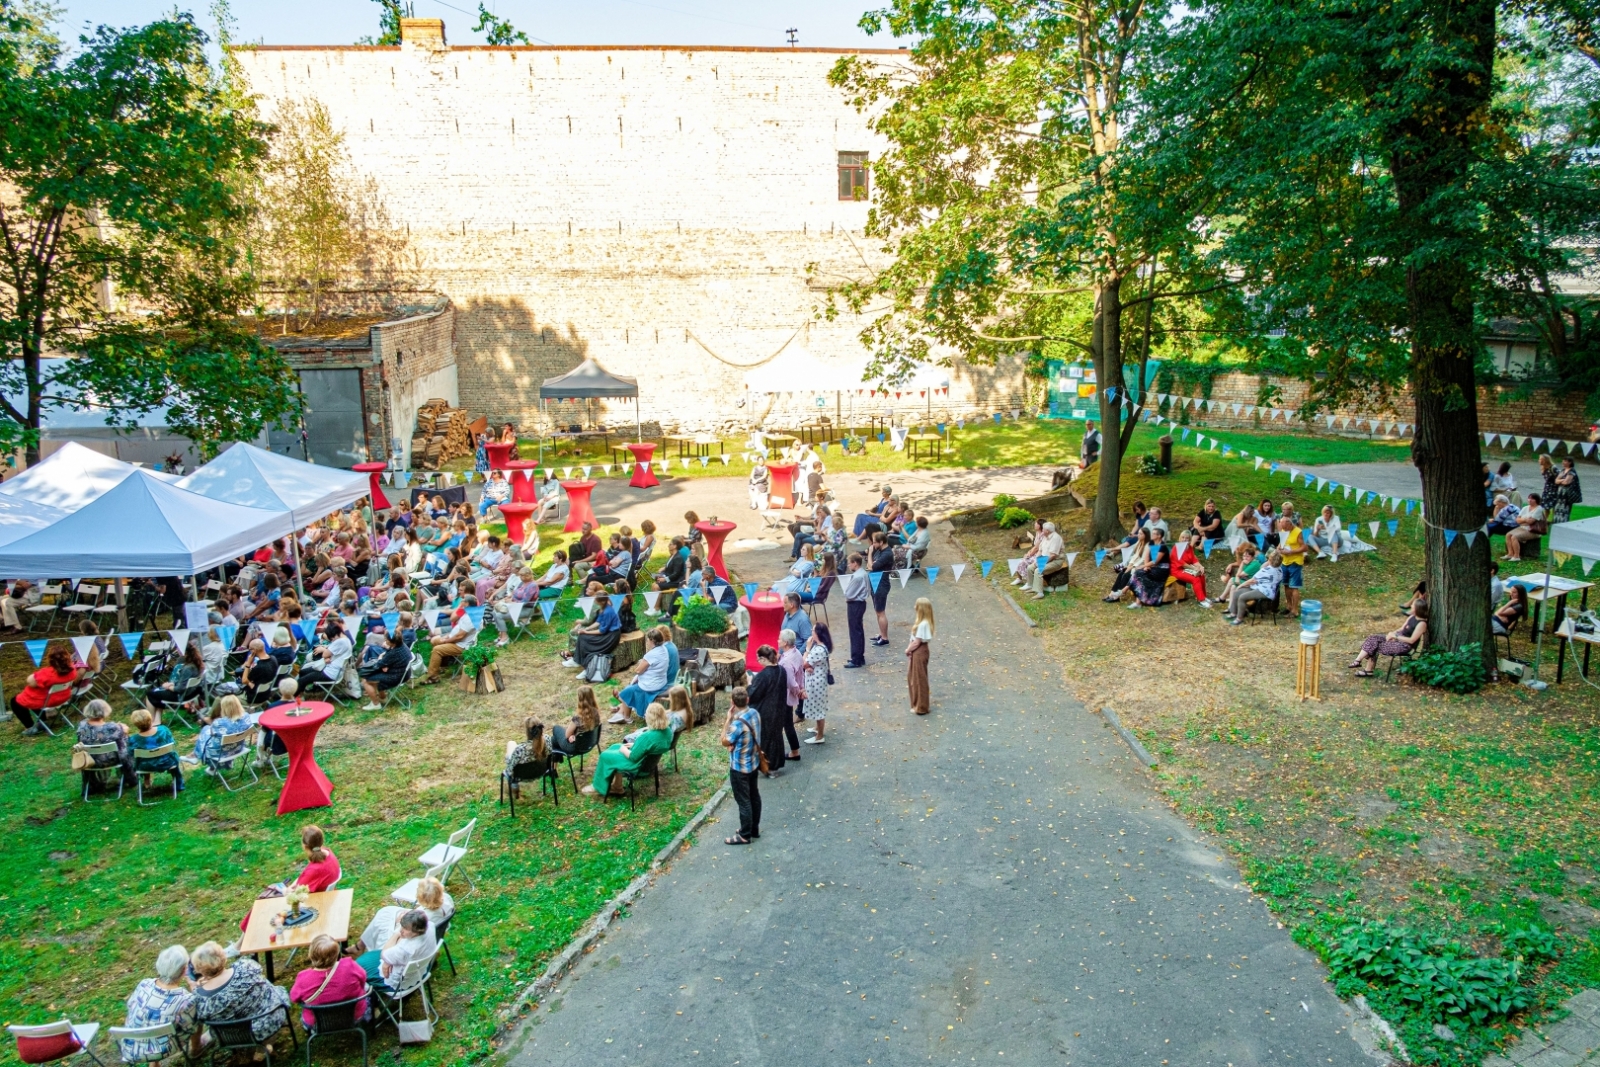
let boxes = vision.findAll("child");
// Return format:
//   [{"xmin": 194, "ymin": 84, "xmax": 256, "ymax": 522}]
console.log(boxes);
[{"xmin": 906, "ymin": 598, "xmax": 934, "ymax": 716}]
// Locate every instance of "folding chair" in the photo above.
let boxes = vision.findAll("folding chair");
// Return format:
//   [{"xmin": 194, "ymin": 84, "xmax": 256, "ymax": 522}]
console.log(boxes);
[
  {"xmin": 432, "ymin": 913, "xmax": 459, "ymax": 976},
  {"xmin": 300, "ymin": 990, "xmax": 372, "ymax": 1067},
  {"xmin": 372, "ymin": 950, "xmax": 439, "ymax": 1040},
  {"xmin": 389, "ymin": 863, "xmax": 448, "ymax": 908},
  {"xmin": 416, "ymin": 818, "xmax": 477, "ymax": 893},
  {"xmin": 59, "ymin": 584, "xmax": 103, "ymax": 623},
  {"xmin": 499, "ymin": 752, "xmax": 559, "ymax": 813},
  {"xmin": 8, "ymin": 1020, "xmax": 105, "ymax": 1067},
  {"xmin": 549, "ymin": 724, "xmax": 603, "ymax": 792},
  {"xmin": 760, "ymin": 506, "xmax": 788, "ymax": 531},
  {"xmin": 105, "ymin": 1023, "xmax": 190, "ymax": 1067},
  {"xmin": 803, "ymin": 575, "xmax": 835, "ymax": 627},
  {"xmin": 204, "ymin": 1005, "xmax": 294, "ymax": 1067},
  {"xmin": 207, "ymin": 725, "xmax": 260, "ymax": 792},
  {"xmin": 602, "ymin": 751, "xmax": 663, "ymax": 811},
  {"xmin": 25, "ymin": 585, "xmax": 64, "ymax": 633},
  {"xmin": 75, "ymin": 743, "xmax": 125, "ymax": 803},
  {"xmin": 132, "ymin": 744, "xmax": 180, "ymax": 806},
  {"xmin": 378, "ymin": 655, "xmax": 422, "ymax": 710},
  {"xmin": 66, "ymin": 672, "xmax": 101, "ymax": 722}
]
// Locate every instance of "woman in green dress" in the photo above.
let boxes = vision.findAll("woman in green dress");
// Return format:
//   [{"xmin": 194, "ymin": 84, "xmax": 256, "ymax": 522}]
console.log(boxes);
[{"xmin": 583, "ymin": 702, "xmax": 673, "ymax": 797}]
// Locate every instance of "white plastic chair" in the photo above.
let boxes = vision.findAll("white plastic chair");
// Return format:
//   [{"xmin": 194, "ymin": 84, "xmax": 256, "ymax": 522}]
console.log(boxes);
[
  {"xmin": 373, "ymin": 948, "xmax": 439, "ymax": 1036},
  {"xmin": 105, "ymin": 1022, "xmax": 176, "ymax": 1066},
  {"xmin": 389, "ymin": 862, "xmax": 448, "ymax": 907},
  {"xmin": 75, "ymin": 743, "xmax": 124, "ymax": 802},
  {"xmin": 417, "ymin": 818, "xmax": 477, "ymax": 893},
  {"xmin": 132, "ymin": 742, "xmax": 180, "ymax": 805},
  {"xmin": 35, "ymin": 684, "xmax": 75, "ymax": 735},
  {"xmin": 59, "ymin": 583, "xmax": 102, "ymax": 620},
  {"xmin": 208, "ymin": 725, "xmax": 260, "ymax": 792},
  {"xmin": 25, "ymin": 585, "xmax": 64, "ymax": 632}
]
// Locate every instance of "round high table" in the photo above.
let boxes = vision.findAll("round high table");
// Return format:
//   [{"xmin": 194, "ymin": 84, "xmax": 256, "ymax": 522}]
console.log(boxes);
[
  {"xmin": 351, "ymin": 462, "xmax": 391, "ymax": 510},
  {"xmin": 561, "ymin": 480, "xmax": 598, "ymax": 532},
  {"xmin": 741, "ymin": 592, "xmax": 786, "ymax": 671},
  {"xmin": 485, "ymin": 441, "xmax": 515, "ymax": 470},
  {"xmin": 626, "ymin": 442, "xmax": 659, "ymax": 488},
  {"xmin": 765, "ymin": 462, "xmax": 798, "ymax": 509},
  {"xmin": 695, "ymin": 520, "xmax": 737, "ymax": 581},
  {"xmin": 505, "ymin": 460, "xmax": 541, "ymax": 504},
  {"xmin": 258, "ymin": 701, "xmax": 337, "ymax": 815},
  {"xmin": 498, "ymin": 501, "xmax": 538, "ymax": 544}
]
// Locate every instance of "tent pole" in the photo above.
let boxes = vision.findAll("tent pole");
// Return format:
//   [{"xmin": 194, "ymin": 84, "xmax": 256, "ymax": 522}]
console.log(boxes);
[
  {"xmin": 290, "ymin": 529, "xmax": 308, "ymax": 603},
  {"xmin": 636, "ymin": 395, "xmax": 641, "ymax": 445},
  {"xmin": 1529, "ymin": 540, "xmax": 1556, "ymax": 688},
  {"xmin": 114, "ymin": 576, "xmax": 127, "ymax": 633}
]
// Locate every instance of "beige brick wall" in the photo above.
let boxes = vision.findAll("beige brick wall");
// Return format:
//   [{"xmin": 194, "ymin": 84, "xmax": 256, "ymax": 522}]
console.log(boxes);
[{"xmin": 232, "ymin": 41, "xmax": 1027, "ymax": 432}]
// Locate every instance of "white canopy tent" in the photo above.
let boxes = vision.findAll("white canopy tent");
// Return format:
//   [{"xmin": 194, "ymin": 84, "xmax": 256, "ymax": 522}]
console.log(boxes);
[
  {"xmin": 0, "ymin": 468, "xmax": 291, "ymax": 578},
  {"xmin": 1551, "ymin": 516, "xmax": 1600, "ymax": 561},
  {"xmin": 177, "ymin": 442, "xmax": 369, "ymax": 527},
  {"xmin": 0, "ymin": 495, "xmax": 68, "ymax": 549},
  {"xmin": 0, "ymin": 441, "xmax": 177, "ymax": 513}
]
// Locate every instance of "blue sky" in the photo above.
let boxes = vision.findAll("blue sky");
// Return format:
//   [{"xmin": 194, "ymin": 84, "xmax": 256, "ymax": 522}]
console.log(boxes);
[{"xmin": 56, "ymin": 0, "xmax": 902, "ymax": 49}]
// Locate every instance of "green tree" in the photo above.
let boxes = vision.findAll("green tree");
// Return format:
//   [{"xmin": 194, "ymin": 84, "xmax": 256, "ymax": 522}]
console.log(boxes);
[
  {"xmin": 362, "ymin": 0, "xmax": 409, "ymax": 46},
  {"xmin": 0, "ymin": 8, "xmax": 301, "ymax": 461},
  {"xmin": 1134, "ymin": 0, "xmax": 1600, "ymax": 662},
  {"xmin": 474, "ymin": 4, "xmax": 529, "ymax": 45},
  {"xmin": 829, "ymin": 0, "xmax": 1230, "ymax": 543}
]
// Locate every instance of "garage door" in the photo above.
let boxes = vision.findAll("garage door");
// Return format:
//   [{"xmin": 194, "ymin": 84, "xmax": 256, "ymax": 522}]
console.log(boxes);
[{"xmin": 267, "ymin": 369, "xmax": 369, "ymax": 466}]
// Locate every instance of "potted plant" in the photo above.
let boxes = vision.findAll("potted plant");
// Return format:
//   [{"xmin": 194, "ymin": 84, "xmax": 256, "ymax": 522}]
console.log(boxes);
[
  {"xmin": 283, "ymin": 882, "xmax": 310, "ymax": 919},
  {"xmin": 461, "ymin": 640, "xmax": 504, "ymax": 694},
  {"xmin": 671, "ymin": 595, "xmax": 738, "ymax": 652}
]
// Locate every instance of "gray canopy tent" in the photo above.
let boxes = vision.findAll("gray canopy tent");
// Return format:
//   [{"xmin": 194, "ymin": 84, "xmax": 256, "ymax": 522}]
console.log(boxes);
[{"xmin": 538, "ymin": 359, "xmax": 641, "ymax": 461}]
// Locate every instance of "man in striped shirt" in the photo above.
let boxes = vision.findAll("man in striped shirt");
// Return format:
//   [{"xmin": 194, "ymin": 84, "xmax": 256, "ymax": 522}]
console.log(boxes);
[{"xmin": 721, "ymin": 687, "xmax": 762, "ymax": 845}]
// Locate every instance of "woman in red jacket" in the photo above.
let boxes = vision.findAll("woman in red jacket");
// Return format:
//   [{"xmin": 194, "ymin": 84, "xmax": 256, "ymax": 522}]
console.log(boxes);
[
  {"xmin": 1169, "ymin": 532, "xmax": 1213, "ymax": 608},
  {"xmin": 12, "ymin": 645, "xmax": 78, "ymax": 735}
]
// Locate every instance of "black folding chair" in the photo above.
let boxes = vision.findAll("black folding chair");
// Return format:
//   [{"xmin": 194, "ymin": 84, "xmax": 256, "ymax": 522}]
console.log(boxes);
[
  {"xmin": 499, "ymin": 752, "xmax": 559, "ymax": 813},
  {"xmin": 205, "ymin": 1004, "xmax": 295, "ymax": 1067},
  {"xmin": 603, "ymin": 752, "xmax": 663, "ymax": 812},
  {"xmin": 550, "ymin": 724, "xmax": 603, "ymax": 791},
  {"xmin": 301, "ymin": 990, "xmax": 371, "ymax": 1067}
]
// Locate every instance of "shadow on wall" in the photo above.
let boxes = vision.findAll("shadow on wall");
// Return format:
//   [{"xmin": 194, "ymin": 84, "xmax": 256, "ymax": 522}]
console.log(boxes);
[{"xmin": 454, "ymin": 296, "xmax": 595, "ymax": 429}]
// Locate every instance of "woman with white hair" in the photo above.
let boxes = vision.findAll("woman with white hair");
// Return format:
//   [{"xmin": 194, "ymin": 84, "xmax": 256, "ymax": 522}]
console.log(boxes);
[
  {"xmin": 582, "ymin": 702, "xmax": 674, "ymax": 797},
  {"xmin": 121, "ymin": 945, "xmax": 198, "ymax": 1061},
  {"xmin": 188, "ymin": 941, "xmax": 290, "ymax": 1043}
]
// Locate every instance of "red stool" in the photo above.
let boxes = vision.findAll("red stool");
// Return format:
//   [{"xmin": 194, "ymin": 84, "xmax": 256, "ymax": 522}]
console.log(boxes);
[
  {"xmin": 561, "ymin": 480, "xmax": 598, "ymax": 532},
  {"xmin": 626, "ymin": 442, "xmax": 659, "ymax": 488},
  {"xmin": 741, "ymin": 592, "xmax": 786, "ymax": 671}
]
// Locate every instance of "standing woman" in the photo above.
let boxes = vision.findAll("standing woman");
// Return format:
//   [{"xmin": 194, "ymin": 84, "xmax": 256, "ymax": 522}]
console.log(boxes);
[
  {"xmin": 745, "ymin": 645, "xmax": 789, "ymax": 777},
  {"xmin": 1553, "ymin": 457, "xmax": 1582, "ymax": 525},
  {"xmin": 906, "ymin": 597, "xmax": 935, "ymax": 716},
  {"xmin": 802, "ymin": 624, "xmax": 832, "ymax": 744},
  {"xmin": 1540, "ymin": 455, "xmax": 1559, "ymax": 517},
  {"xmin": 869, "ymin": 530, "xmax": 894, "ymax": 647}
]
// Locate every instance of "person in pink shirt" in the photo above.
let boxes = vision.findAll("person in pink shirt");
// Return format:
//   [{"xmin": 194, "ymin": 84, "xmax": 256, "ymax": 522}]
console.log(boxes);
[
  {"xmin": 290, "ymin": 936, "xmax": 369, "ymax": 1028},
  {"xmin": 778, "ymin": 629, "xmax": 805, "ymax": 762}
]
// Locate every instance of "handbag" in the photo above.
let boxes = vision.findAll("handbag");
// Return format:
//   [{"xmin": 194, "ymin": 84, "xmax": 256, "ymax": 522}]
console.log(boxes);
[
  {"xmin": 396, "ymin": 1019, "xmax": 433, "ymax": 1045},
  {"xmin": 70, "ymin": 745, "xmax": 90, "ymax": 771}
]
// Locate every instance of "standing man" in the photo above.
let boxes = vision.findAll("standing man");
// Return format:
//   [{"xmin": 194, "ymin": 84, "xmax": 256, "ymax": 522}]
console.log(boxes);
[
  {"xmin": 722, "ymin": 687, "xmax": 762, "ymax": 845},
  {"xmin": 780, "ymin": 592, "xmax": 812, "ymax": 646},
  {"xmin": 1080, "ymin": 419, "xmax": 1102, "ymax": 467},
  {"xmin": 841, "ymin": 552, "xmax": 870, "ymax": 668}
]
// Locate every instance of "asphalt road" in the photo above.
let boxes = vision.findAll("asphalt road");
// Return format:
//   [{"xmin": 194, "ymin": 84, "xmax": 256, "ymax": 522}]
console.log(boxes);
[{"xmin": 502, "ymin": 530, "xmax": 1376, "ymax": 1067}]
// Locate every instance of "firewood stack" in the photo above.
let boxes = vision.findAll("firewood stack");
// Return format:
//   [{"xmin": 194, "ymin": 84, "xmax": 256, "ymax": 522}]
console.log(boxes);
[{"xmin": 410, "ymin": 399, "xmax": 479, "ymax": 468}]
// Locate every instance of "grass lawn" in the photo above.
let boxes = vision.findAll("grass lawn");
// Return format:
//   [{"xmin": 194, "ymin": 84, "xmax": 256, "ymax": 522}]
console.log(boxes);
[
  {"xmin": 441, "ymin": 419, "xmax": 1413, "ymax": 482},
  {"xmin": 0, "ymin": 524, "xmax": 726, "ymax": 1067},
  {"xmin": 952, "ymin": 449, "xmax": 1600, "ymax": 1066}
]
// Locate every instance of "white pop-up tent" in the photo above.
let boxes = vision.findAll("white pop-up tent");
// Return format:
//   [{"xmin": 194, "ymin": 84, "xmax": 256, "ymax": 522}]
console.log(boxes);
[
  {"xmin": 0, "ymin": 468, "xmax": 290, "ymax": 578},
  {"xmin": 177, "ymin": 442, "xmax": 369, "ymax": 526},
  {"xmin": 0, "ymin": 441, "xmax": 177, "ymax": 512},
  {"xmin": 0, "ymin": 495, "xmax": 68, "ymax": 549},
  {"xmin": 1551, "ymin": 515, "xmax": 1600, "ymax": 563}
]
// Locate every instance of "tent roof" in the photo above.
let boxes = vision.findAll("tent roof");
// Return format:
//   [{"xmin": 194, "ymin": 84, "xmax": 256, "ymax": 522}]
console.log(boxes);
[
  {"xmin": 1551, "ymin": 515, "xmax": 1600, "ymax": 560},
  {"xmin": 0, "ymin": 441, "xmax": 176, "ymax": 512},
  {"xmin": 0, "ymin": 496, "xmax": 68, "ymax": 550},
  {"xmin": 540, "ymin": 359, "xmax": 639, "ymax": 399},
  {"xmin": 176, "ymin": 442, "xmax": 369, "ymax": 525},
  {"xmin": 0, "ymin": 468, "xmax": 292, "ymax": 578}
]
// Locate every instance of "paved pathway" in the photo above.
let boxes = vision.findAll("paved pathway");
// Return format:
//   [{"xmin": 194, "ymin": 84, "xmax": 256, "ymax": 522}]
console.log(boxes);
[
  {"xmin": 1486, "ymin": 988, "xmax": 1600, "ymax": 1066},
  {"xmin": 1300, "ymin": 459, "xmax": 1552, "ymax": 503},
  {"xmin": 503, "ymin": 522, "xmax": 1375, "ymax": 1066}
]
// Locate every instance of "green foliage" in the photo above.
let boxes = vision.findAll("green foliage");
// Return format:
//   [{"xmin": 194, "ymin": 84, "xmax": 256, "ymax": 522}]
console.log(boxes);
[
  {"xmin": 1135, "ymin": 453, "xmax": 1162, "ymax": 475},
  {"xmin": 473, "ymin": 3, "xmax": 529, "ymax": 44},
  {"xmin": 0, "ymin": 12, "xmax": 299, "ymax": 457},
  {"xmin": 1398, "ymin": 643, "xmax": 1490, "ymax": 694},
  {"xmin": 361, "ymin": 0, "xmax": 408, "ymax": 45},
  {"xmin": 996, "ymin": 506, "xmax": 1035, "ymax": 529},
  {"xmin": 461, "ymin": 639, "xmax": 498, "ymax": 675},
  {"xmin": 991, "ymin": 493, "xmax": 1018, "ymax": 521},
  {"xmin": 674, "ymin": 595, "xmax": 730, "ymax": 636},
  {"xmin": 1324, "ymin": 921, "xmax": 1538, "ymax": 1027}
]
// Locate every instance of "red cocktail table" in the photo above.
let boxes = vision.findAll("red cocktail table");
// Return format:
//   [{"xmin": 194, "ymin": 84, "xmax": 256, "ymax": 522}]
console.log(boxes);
[
  {"xmin": 561, "ymin": 480, "xmax": 598, "ymax": 532},
  {"xmin": 485, "ymin": 441, "xmax": 515, "ymax": 470},
  {"xmin": 695, "ymin": 520, "xmax": 737, "ymax": 581},
  {"xmin": 258, "ymin": 700, "xmax": 336, "ymax": 815},
  {"xmin": 498, "ymin": 501, "xmax": 538, "ymax": 544},
  {"xmin": 505, "ymin": 460, "xmax": 541, "ymax": 504},
  {"xmin": 351, "ymin": 462, "xmax": 391, "ymax": 510},
  {"xmin": 626, "ymin": 443, "xmax": 659, "ymax": 488},
  {"xmin": 765, "ymin": 462, "xmax": 797, "ymax": 509},
  {"xmin": 741, "ymin": 592, "xmax": 786, "ymax": 671}
]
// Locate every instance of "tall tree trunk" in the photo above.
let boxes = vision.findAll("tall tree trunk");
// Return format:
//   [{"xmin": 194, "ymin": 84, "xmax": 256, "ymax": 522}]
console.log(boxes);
[
  {"xmin": 1087, "ymin": 273, "xmax": 1127, "ymax": 544},
  {"xmin": 1391, "ymin": 0, "xmax": 1496, "ymax": 670}
]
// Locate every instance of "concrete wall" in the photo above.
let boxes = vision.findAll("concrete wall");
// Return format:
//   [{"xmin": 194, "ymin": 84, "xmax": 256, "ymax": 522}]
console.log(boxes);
[{"xmin": 232, "ymin": 37, "xmax": 1028, "ymax": 433}]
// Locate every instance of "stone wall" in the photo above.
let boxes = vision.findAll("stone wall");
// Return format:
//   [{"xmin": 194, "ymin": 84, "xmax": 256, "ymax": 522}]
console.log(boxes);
[{"xmin": 232, "ymin": 36, "xmax": 1028, "ymax": 433}]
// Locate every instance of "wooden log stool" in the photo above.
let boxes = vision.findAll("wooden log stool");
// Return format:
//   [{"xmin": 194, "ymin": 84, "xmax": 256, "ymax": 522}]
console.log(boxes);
[
  {"xmin": 610, "ymin": 631, "xmax": 646, "ymax": 674},
  {"xmin": 671, "ymin": 623, "xmax": 741, "ymax": 654},
  {"xmin": 689, "ymin": 648, "xmax": 747, "ymax": 726}
]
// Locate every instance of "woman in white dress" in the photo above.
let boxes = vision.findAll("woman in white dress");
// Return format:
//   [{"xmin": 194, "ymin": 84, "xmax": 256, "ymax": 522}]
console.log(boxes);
[{"xmin": 801, "ymin": 625, "xmax": 832, "ymax": 744}]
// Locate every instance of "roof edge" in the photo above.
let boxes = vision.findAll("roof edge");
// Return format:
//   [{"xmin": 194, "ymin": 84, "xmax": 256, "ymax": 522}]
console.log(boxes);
[{"xmin": 228, "ymin": 44, "xmax": 909, "ymax": 55}]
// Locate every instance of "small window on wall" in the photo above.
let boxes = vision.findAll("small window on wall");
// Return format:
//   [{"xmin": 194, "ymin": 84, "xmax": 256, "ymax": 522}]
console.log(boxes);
[{"xmin": 838, "ymin": 151, "xmax": 869, "ymax": 200}]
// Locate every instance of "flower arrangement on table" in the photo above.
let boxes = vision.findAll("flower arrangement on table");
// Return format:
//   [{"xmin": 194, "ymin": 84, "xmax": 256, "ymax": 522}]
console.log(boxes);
[{"xmin": 283, "ymin": 882, "xmax": 311, "ymax": 917}]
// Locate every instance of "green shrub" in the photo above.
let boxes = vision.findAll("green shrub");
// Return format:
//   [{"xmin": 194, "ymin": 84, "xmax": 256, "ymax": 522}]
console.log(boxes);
[
  {"xmin": 991, "ymin": 494, "xmax": 1018, "ymax": 522},
  {"xmin": 1136, "ymin": 453, "xmax": 1162, "ymax": 475},
  {"xmin": 1324, "ymin": 920, "xmax": 1538, "ymax": 1027},
  {"xmin": 674, "ymin": 595, "xmax": 730, "ymax": 635},
  {"xmin": 1397, "ymin": 642, "xmax": 1488, "ymax": 694},
  {"xmin": 461, "ymin": 640, "xmax": 498, "ymax": 676},
  {"xmin": 996, "ymin": 506, "xmax": 1035, "ymax": 529}
]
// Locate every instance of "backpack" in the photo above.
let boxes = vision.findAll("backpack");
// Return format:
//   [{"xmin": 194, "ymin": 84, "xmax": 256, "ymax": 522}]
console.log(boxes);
[{"xmin": 583, "ymin": 653, "xmax": 612, "ymax": 683}]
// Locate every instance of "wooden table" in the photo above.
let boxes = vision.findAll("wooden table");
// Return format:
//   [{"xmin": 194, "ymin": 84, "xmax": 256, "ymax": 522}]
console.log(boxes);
[
  {"xmin": 906, "ymin": 433, "xmax": 943, "ymax": 461},
  {"xmin": 240, "ymin": 889, "xmax": 353, "ymax": 983},
  {"xmin": 1510, "ymin": 574, "xmax": 1593, "ymax": 682},
  {"xmin": 1556, "ymin": 620, "xmax": 1600, "ymax": 684},
  {"xmin": 665, "ymin": 434, "xmax": 725, "ymax": 459},
  {"xmin": 761, "ymin": 433, "xmax": 798, "ymax": 452},
  {"xmin": 795, "ymin": 422, "xmax": 832, "ymax": 445}
]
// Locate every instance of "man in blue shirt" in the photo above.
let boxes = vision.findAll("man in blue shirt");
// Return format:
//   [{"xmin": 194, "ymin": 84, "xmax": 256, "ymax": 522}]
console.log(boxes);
[
  {"xmin": 781, "ymin": 592, "xmax": 812, "ymax": 645},
  {"xmin": 721, "ymin": 687, "xmax": 762, "ymax": 844}
]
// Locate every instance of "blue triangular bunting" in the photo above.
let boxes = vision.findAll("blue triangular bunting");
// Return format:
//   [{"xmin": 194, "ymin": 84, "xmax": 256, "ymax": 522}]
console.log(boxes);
[
  {"xmin": 117, "ymin": 633, "xmax": 142, "ymax": 660},
  {"xmin": 980, "ymin": 561, "xmax": 994, "ymax": 578},
  {"xmin": 23, "ymin": 639, "xmax": 47, "ymax": 667}
]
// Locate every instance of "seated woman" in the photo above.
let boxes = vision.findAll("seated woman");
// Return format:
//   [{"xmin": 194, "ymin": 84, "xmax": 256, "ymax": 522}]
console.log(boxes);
[
  {"xmin": 582, "ymin": 701, "xmax": 675, "ymax": 797},
  {"xmin": 358, "ymin": 632, "xmax": 412, "ymax": 710},
  {"xmin": 290, "ymin": 935, "xmax": 370, "ymax": 1029},
  {"xmin": 1306, "ymin": 506, "xmax": 1351, "ymax": 560},
  {"xmin": 774, "ymin": 543, "xmax": 818, "ymax": 595},
  {"xmin": 298, "ymin": 617, "xmax": 353, "ymax": 691},
  {"xmin": 355, "ymin": 877, "xmax": 454, "ymax": 956},
  {"xmin": 626, "ymin": 684, "xmax": 690, "ymax": 742},
  {"xmin": 1168, "ymin": 531, "xmax": 1212, "ymax": 607},
  {"xmin": 128, "ymin": 708, "xmax": 183, "ymax": 793},
  {"xmin": 1128, "ymin": 527, "xmax": 1173, "ymax": 608},
  {"xmin": 613, "ymin": 629, "xmax": 673, "ymax": 723},
  {"xmin": 1223, "ymin": 549, "xmax": 1284, "ymax": 624},
  {"xmin": 1225, "ymin": 502, "xmax": 1262, "ymax": 553},
  {"xmin": 1218, "ymin": 543, "xmax": 1263, "ymax": 603},
  {"xmin": 188, "ymin": 942, "xmax": 291, "ymax": 1045},
  {"xmin": 504, "ymin": 717, "xmax": 550, "ymax": 798},
  {"xmin": 1492, "ymin": 583, "xmax": 1529, "ymax": 638},
  {"xmin": 552, "ymin": 685, "xmax": 603, "ymax": 756},
  {"xmin": 199, "ymin": 627, "xmax": 229, "ymax": 685},
  {"xmin": 1486, "ymin": 495, "xmax": 1521, "ymax": 537},
  {"xmin": 1102, "ymin": 528, "xmax": 1152, "ymax": 603},
  {"xmin": 1504, "ymin": 493, "xmax": 1547, "ymax": 561},
  {"xmin": 356, "ymin": 910, "xmax": 437, "ymax": 991},
  {"xmin": 652, "ymin": 537, "xmax": 690, "ymax": 592},
  {"xmin": 74, "ymin": 620, "xmax": 104, "ymax": 675},
  {"xmin": 854, "ymin": 485, "xmax": 894, "ymax": 538},
  {"xmin": 800, "ymin": 554, "xmax": 836, "ymax": 607},
  {"xmin": 1256, "ymin": 500, "xmax": 1280, "ymax": 547},
  {"xmin": 588, "ymin": 533, "xmax": 634, "ymax": 586},
  {"xmin": 75, "ymin": 699, "xmax": 129, "ymax": 789},
  {"xmin": 1350, "ymin": 602, "xmax": 1429, "ymax": 676},
  {"xmin": 612, "ymin": 578, "xmax": 638, "ymax": 635},
  {"xmin": 684, "ymin": 510, "xmax": 704, "ymax": 547},
  {"xmin": 789, "ymin": 505, "xmax": 834, "ymax": 560},
  {"xmin": 11, "ymin": 644, "xmax": 79, "ymax": 735},
  {"xmin": 479, "ymin": 470, "xmax": 512, "ymax": 517},
  {"xmin": 1119, "ymin": 501, "xmax": 1150, "ymax": 547},
  {"xmin": 185, "ymin": 694, "xmax": 253, "ymax": 769},
  {"xmin": 561, "ymin": 591, "xmax": 622, "ymax": 672},
  {"xmin": 121, "ymin": 945, "xmax": 198, "ymax": 1062},
  {"xmin": 898, "ymin": 516, "xmax": 933, "ymax": 567}
]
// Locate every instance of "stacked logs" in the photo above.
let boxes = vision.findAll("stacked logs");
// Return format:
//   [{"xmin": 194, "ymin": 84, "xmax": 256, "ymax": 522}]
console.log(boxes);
[{"xmin": 411, "ymin": 400, "xmax": 479, "ymax": 469}]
